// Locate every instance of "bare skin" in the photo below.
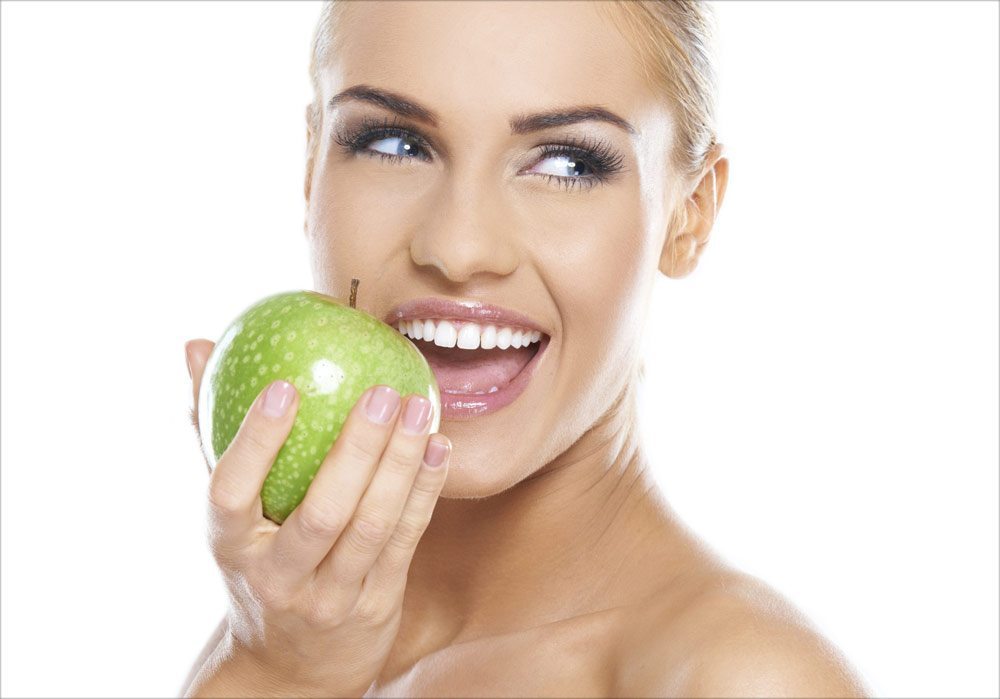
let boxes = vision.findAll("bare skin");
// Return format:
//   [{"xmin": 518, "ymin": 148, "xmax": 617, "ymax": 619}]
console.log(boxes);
[{"xmin": 184, "ymin": 1, "xmax": 870, "ymax": 696}]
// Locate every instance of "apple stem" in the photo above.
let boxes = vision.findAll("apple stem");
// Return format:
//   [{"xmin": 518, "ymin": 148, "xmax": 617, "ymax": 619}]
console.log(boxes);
[{"xmin": 349, "ymin": 278, "xmax": 359, "ymax": 309}]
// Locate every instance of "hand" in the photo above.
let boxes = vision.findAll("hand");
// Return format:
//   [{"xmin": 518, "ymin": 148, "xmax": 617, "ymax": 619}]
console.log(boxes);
[{"xmin": 184, "ymin": 339, "xmax": 452, "ymax": 697}]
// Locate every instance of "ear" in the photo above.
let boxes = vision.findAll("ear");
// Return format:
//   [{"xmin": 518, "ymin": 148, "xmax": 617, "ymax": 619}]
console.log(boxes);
[{"xmin": 659, "ymin": 145, "xmax": 729, "ymax": 279}]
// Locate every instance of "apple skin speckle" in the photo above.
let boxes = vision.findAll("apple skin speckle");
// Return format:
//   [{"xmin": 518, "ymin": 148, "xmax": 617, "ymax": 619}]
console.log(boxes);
[{"xmin": 198, "ymin": 290, "xmax": 441, "ymax": 524}]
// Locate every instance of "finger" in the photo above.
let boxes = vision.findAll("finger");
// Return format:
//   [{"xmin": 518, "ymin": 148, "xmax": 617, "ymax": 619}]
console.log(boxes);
[
  {"xmin": 364, "ymin": 435, "xmax": 451, "ymax": 600},
  {"xmin": 208, "ymin": 379, "xmax": 299, "ymax": 556},
  {"xmin": 265, "ymin": 385, "xmax": 402, "ymax": 588},
  {"xmin": 316, "ymin": 393, "xmax": 435, "ymax": 590}
]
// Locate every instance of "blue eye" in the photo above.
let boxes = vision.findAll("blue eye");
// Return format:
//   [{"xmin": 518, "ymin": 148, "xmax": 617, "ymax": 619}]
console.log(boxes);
[
  {"xmin": 333, "ymin": 115, "xmax": 433, "ymax": 163},
  {"xmin": 333, "ymin": 115, "xmax": 625, "ymax": 190},
  {"xmin": 364, "ymin": 133, "xmax": 428, "ymax": 161},
  {"xmin": 530, "ymin": 153, "xmax": 596, "ymax": 179},
  {"xmin": 524, "ymin": 143, "xmax": 623, "ymax": 191}
]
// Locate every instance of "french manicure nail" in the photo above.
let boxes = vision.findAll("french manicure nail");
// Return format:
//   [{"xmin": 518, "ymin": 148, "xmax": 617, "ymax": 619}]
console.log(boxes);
[
  {"xmin": 366, "ymin": 386, "xmax": 400, "ymax": 424},
  {"xmin": 402, "ymin": 396, "xmax": 432, "ymax": 434},
  {"xmin": 262, "ymin": 380, "xmax": 295, "ymax": 418},
  {"xmin": 423, "ymin": 439, "xmax": 450, "ymax": 468}
]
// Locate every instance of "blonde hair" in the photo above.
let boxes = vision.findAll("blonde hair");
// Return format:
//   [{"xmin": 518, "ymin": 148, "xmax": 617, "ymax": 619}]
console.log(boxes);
[{"xmin": 306, "ymin": 0, "xmax": 720, "ymax": 210}]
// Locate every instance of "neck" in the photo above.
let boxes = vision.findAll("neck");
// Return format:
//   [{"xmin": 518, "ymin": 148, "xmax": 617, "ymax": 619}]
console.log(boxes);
[{"xmin": 402, "ymin": 373, "xmax": 671, "ymax": 648}]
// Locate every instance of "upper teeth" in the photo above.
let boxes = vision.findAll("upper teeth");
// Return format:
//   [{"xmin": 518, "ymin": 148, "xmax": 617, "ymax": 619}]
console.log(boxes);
[{"xmin": 395, "ymin": 319, "xmax": 543, "ymax": 350}]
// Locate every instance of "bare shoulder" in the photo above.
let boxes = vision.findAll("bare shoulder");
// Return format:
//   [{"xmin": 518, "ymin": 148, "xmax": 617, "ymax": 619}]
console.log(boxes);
[{"xmin": 613, "ymin": 568, "xmax": 871, "ymax": 698}]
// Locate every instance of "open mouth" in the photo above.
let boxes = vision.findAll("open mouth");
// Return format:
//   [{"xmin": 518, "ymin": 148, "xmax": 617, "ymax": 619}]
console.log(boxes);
[
  {"xmin": 420, "ymin": 335, "xmax": 542, "ymax": 394},
  {"xmin": 395, "ymin": 319, "xmax": 550, "ymax": 420}
]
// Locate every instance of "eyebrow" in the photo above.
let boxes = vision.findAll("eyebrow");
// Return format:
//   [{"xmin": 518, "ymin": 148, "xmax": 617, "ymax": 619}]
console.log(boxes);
[{"xmin": 327, "ymin": 84, "xmax": 637, "ymax": 136}]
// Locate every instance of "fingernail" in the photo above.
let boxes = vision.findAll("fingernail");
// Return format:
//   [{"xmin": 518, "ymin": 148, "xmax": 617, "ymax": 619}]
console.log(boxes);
[
  {"xmin": 366, "ymin": 386, "xmax": 400, "ymax": 424},
  {"xmin": 423, "ymin": 439, "xmax": 450, "ymax": 468},
  {"xmin": 262, "ymin": 380, "xmax": 295, "ymax": 418},
  {"xmin": 401, "ymin": 396, "xmax": 432, "ymax": 434}
]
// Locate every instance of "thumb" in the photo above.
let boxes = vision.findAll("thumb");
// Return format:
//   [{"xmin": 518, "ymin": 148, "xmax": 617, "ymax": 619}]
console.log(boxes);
[{"xmin": 185, "ymin": 339, "xmax": 216, "ymax": 470}]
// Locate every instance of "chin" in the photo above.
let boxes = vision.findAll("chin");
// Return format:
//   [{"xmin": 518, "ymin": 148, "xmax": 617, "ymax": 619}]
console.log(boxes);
[{"xmin": 435, "ymin": 439, "xmax": 529, "ymax": 500}]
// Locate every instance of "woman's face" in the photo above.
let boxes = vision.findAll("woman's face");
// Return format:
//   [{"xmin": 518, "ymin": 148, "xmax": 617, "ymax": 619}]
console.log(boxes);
[{"xmin": 306, "ymin": 0, "xmax": 681, "ymax": 498}]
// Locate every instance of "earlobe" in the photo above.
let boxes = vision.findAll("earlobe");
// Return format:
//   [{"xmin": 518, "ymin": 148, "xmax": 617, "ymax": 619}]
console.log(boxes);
[
  {"xmin": 660, "ymin": 225, "xmax": 702, "ymax": 279},
  {"xmin": 659, "ymin": 150, "xmax": 729, "ymax": 279}
]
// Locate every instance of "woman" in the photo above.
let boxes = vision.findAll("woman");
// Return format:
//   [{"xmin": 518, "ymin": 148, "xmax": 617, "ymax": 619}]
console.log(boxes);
[{"xmin": 182, "ymin": 1, "xmax": 870, "ymax": 696}]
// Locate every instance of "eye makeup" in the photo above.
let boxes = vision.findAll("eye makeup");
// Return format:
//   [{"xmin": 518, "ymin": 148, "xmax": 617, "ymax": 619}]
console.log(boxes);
[
  {"xmin": 331, "ymin": 113, "xmax": 627, "ymax": 191},
  {"xmin": 529, "ymin": 134, "xmax": 626, "ymax": 191},
  {"xmin": 333, "ymin": 114, "xmax": 434, "ymax": 163}
]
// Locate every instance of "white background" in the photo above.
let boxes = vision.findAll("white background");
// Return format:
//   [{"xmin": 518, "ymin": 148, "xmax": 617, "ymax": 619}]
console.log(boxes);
[{"xmin": 2, "ymin": 1, "xmax": 997, "ymax": 697}]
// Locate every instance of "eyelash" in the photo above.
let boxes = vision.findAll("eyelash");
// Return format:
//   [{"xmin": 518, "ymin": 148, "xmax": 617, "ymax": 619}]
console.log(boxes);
[{"xmin": 332, "ymin": 115, "xmax": 626, "ymax": 191}]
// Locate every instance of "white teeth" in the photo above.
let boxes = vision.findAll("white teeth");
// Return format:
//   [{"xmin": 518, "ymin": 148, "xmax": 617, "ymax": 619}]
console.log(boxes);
[
  {"xmin": 480, "ymin": 324, "xmax": 498, "ymax": 349},
  {"xmin": 399, "ymin": 318, "xmax": 544, "ymax": 350},
  {"xmin": 434, "ymin": 320, "xmax": 458, "ymax": 348},
  {"xmin": 457, "ymin": 323, "xmax": 481, "ymax": 349},
  {"xmin": 496, "ymin": 326, "xmax": 512, "ymax": 349}
]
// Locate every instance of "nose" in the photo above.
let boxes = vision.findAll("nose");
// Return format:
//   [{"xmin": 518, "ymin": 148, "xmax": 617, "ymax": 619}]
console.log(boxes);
[{"xmin": 409, "ymin": 171, "xmax": 520, "ymax": 284}]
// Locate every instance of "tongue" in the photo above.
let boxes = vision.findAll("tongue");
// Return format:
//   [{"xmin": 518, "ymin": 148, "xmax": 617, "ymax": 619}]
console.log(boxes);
[{"xmin": 416, "ymin": 341, "xmax": 537, "ymax": 394}]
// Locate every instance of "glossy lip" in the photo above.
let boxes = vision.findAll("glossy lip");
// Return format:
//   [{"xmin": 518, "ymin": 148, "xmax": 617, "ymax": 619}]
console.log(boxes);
[
  {"xmin": 424, "ymin": 333, "xmax": 551, "ymax": 420},
  {"xmin": 384, "ymin": 298, "xmax": 551, "ymax": 336}
]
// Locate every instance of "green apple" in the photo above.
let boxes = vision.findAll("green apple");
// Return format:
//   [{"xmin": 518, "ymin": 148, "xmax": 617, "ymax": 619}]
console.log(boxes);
[{"xmin": 198, "ymin": 281, "xmax": 440, "ymax": 524}]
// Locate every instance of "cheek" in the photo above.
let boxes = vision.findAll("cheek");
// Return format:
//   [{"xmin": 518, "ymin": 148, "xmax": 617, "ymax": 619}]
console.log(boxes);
[
  {"xmin": 307, "ymin": 155, "xmax": 428, "ymax": 295},
  {"xmin": 531, "ymin": 188, "xmax": 656, "ymax": 345},
  {"xmin": 524, "ymin": 189, "xmax": 656, "ymax": 448}
]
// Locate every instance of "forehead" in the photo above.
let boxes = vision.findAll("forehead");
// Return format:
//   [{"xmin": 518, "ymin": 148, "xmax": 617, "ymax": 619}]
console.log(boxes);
[{"xmin": 323, "ymin": 0, "xmax": 662, "ymax": 132}]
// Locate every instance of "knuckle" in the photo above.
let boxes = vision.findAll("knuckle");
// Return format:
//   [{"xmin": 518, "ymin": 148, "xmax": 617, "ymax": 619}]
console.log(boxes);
[
  {"xmin": 392, "ymin": 512, "xmax": 430, "ymax": 550},
  {"xmin": 303, "ymin": 601, "xmax": 332, "ymax": 629},
  {"xmin": 237, "ymin": 422, "xmax": 274, "ymax": 461},
  {"xmin": 410, "ymin": 471, "xmax": 444, "ymax": 499},
  {"xmin": 297, "ymin": 499, "xmax": 347, "ymax": 540},
  {"xmin": 207, "ymin": 477, "xmax": 243, "ymax": 515},
  {"xmin": 303, "ymin": 595, "xmax": 349, "ymax": 629},
  {"xmin": 347, "ymin": 514, "xmax": 390, "ymax": 553},
  {"xmin": 352, "ymin": 592, "xmax": 394, "ymax": 626},
  {"xmin": 380, "ymin": 445, "xmax": 420, "ymax": 476},
  {"xmin": 337, "ymin": 428, "xmax": 386, "ymax": 466}
]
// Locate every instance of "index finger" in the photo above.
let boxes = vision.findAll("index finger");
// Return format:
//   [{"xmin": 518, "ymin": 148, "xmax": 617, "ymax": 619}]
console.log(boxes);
[{"xmin": 207, "ymin": 380, "xmax": 299, "ymax": 557}]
